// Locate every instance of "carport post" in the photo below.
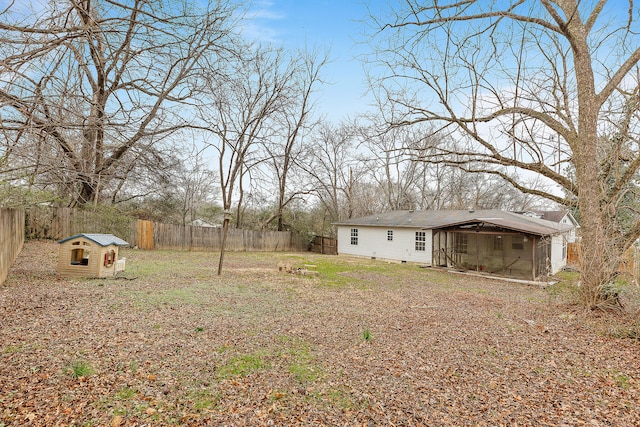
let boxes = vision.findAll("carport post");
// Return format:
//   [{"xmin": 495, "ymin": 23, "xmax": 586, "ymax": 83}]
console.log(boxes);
[{"xmin": 531, "ymin": 236, "xmax": 536, "ymax": 280}]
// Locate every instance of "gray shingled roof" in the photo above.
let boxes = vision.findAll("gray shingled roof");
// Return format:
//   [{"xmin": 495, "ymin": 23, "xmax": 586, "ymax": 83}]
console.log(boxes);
[
  {"xmin": 58, "ymin": 233, "xmax": 129, "ymax": 247},
  {"xmin": 532, "ymin": 210, "xmax": 580, "ymax": 227},
  {"xmin": 333, "ymin": 210, "xmax": 573, "ymax": 236},
  {"xmin": 532, "ymin": 210, "xmax": 566, "ymax": 222}
]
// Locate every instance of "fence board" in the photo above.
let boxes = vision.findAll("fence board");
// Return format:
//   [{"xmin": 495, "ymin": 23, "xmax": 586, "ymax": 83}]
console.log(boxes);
[
  {"xmin": 137, "ymin": 220, "xmax": 154, "ymax": 249},
  {"xmin": 0, "ymin": 208, "xmax": 25, "ymax": 285},
  {"xmin": 567, "ymin": 242, "xmax": 580, "ymax": 265},
  {"xmin": 25, "ymin": 205, "xmax": 54, "ymax": 239},
  {"xmin": 311, "ymin": 235, "xmax": 337, "ymax": 255},
  {"xmin": 52, "ymin": 207, "xmax": 71, "ymax": 239}
]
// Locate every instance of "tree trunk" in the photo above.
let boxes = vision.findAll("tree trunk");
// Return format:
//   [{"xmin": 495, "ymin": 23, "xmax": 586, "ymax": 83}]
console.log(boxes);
[
  {"xmin": 571, "ymin": 25, "xmax": 621, "ymax": 308},
  {"xmin": 576, "ymin": 170, "xmax": 619, "ymax": 307},
  {"xmin": 276, "ymin": 208, "xmax": 285, "ymax": 231},
  {"xmin": 217, "ymin": 216, "xmax": 230, "ymax": 276}
]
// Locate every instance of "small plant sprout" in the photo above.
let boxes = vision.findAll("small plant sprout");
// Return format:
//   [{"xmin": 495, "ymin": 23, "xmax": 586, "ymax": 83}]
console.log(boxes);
[
  {"xmin": 362, "ymin": 328, "xmax": 373, "ymax": 342},
  {"xmin": 68, "ymin": 360, "xmax": 94, "ymax": 378}
]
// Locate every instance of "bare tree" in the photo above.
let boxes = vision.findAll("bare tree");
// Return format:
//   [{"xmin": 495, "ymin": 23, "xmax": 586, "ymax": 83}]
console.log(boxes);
[
  {"xmin": 172, "ymin": 150, "xmax": 218, "ymax": 227},
  {"xmin": 303, "ymin": 121, "xmax": 369, "ymax": 225},
  {"xmin": 202, "ymin": 44, "xmax": 298, "ymax": 216},
  {"xmin": 0, "ymin": 0, "xmax": 237, "ymax": 206},
  {"xmin": 368, "ymin": 0, "xmax": 640, "ymax": 308},
  {"xmin": 199, "ymin": 44, "xmax": 297, "ymax": 274},
  {"xmin": 260, "ymin": 48, "xmax": 328, "ymax": 231},
  {"xmin": 360, "ymin": 123, "xmax": 437, "ymax": 210}
]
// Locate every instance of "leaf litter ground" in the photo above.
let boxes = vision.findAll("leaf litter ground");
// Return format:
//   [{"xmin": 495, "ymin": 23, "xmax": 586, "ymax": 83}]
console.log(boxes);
[{"xmin": 1, "ymin": 240, "xmax": 639, "ymax": 426}]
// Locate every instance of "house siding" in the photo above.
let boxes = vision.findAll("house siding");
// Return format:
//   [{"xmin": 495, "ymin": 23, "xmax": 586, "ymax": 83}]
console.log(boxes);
[
  {"xmin": 561, "ymin": 215, "xmax": 578, "ymax": 243},
  {"xmin": 337, "ymin": 226, "xmax": 432, "ymax": 264},
  {"xmin": 335, "ymin": 209, "xmax": 574, "ymax": 279},
  {"xmin": 550, "ymin": 235, "xmax": 566, "ymax": 274}
]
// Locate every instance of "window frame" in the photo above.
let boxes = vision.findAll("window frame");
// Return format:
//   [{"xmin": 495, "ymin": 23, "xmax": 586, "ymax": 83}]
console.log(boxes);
[
  {"xmin": 350, "ymin": 228, "xmax": 358, "ymax": 245},
  {"xmin": 415, "ymin": 231, "xmax": 426, "ymax": 251},
  {"xmin": 387, "ymin": 230, "xmax": 393, "ymax": 241},
  {"xmin": 457, "ymin": 233, "xmax": 468, "ymax": 254}
]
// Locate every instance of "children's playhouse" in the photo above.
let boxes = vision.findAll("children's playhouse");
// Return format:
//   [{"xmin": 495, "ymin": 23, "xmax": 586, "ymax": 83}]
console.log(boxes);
[{"xmin": 57, "ymin": 233, "xmax": 128, "ymax": 278}]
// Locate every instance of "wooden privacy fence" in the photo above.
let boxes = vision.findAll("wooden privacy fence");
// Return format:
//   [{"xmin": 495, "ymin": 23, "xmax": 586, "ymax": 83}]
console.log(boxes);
[
  {"xmin": 0, "ymin": 208, "xmax": 25, "ymax": 285},
  {"xmin": 567, "ymin": 242, "xmax": 640, "ymax": 279},
  {"xmin": 26, "ymin": 206, "xmax": 137, "ymax": 244},
  {"xmin": 152, "ymin": 222, "xmax": 307, "ymax": 252},
  {"xmin": 25, "ymin": 206, "xmax": 308, "ymax": 253}
]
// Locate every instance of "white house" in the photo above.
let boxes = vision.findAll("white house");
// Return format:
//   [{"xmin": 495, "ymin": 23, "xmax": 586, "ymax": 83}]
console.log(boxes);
[
  {"xmin": 524, "ymin": 210, "xmax": 580, "ymax": 243},
  {"xmin": 334, "ymin": 210, "xmax": 575, "ymax": 281}
]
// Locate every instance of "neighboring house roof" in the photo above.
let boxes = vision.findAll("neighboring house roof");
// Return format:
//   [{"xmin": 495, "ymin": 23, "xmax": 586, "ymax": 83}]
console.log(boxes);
[
  {"xmin": 191, "ymin": 219, "xmax": 222, "ymax": 228},
  {"xmin": 531, "ymin": 210, "xmax": 566, "ymax": 222},
  {"xmin": 58, "ymin": 233, "xmax": 129, "ymax": 247},
  {"xmin": 334, "ymin": 210, "xmax": 573, "ymax": 237},
  {"xmin": 532, "ymin": 210, "xmax": 580, "ymax": 227}
]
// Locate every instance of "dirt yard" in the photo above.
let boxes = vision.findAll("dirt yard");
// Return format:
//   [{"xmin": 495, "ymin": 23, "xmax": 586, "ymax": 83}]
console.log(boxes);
[{"xmin": 1, "ymin": 240, "xmax": 639, "ymax": 426}]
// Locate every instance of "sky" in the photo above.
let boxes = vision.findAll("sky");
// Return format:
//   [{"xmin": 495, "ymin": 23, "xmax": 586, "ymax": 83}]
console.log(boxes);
[
  {"xmin": 242, "ymin": 0, "xmax": 387, "ymax": 122},
  {"xmin": 0, "ymin": 0, "xmax": 382, "ymax": 122}
]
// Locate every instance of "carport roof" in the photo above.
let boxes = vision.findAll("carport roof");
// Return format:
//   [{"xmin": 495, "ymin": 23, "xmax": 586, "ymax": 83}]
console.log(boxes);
[{"xmin": 333, "ymin": 209, "xmax": 573, "ymax": 236}]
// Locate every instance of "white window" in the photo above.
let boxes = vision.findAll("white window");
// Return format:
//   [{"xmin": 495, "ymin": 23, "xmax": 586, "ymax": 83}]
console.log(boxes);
[
  {"xmin": 350, "ymin": 228, "xmax": 358, "ymax": 245},
  {"xmin": 387, "ymin": 230, "xmax": 393, "ymax": 241},
  {"xmin": 415, "ymin": 231, "xmax": 426, "ymax": 251}
]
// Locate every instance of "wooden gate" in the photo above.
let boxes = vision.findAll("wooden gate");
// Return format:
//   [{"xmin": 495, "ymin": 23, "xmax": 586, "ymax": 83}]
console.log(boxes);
[
  {"xmin": 311, "ymin": 235, "xmax": 337, "ymax": 255},
  {"xmin": 137, "ymin": 220, "xmax": 154, "ymax": 249},
  {"xmin": 567, "ymin": 243, "xmax": 580, "ymax": 265}
]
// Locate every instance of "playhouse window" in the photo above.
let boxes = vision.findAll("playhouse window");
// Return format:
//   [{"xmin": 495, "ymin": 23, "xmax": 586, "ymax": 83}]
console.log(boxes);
[
  {"xmin": 387, "ymin": 230, "xmax": 393, "ymax": 241},
  {"xmin": 415, "ymin": 231, "xmax": 426, "ymax": 251},
  {"xmin": 350, "ymin": 228, "xmax": 358, "ymax": 245},
  {"xmin": 70, "ymin": 248, "xmax": 89, "ymax": 265},
  {"xmin": 104, "ymin": 249, "xmax": 116, "ymax": 267}
]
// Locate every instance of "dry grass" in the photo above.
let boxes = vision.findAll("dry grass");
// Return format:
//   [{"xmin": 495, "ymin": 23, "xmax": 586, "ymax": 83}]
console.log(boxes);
[{"xmin": 1, "ymin": 240, "xmax": 639, "ymax": 426}]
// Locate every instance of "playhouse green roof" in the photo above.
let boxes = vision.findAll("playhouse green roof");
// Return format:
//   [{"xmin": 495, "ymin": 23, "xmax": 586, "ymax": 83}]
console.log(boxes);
[{"xmin": 58, "ymin": 233, "xmax": 129, "ymax": 247}]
